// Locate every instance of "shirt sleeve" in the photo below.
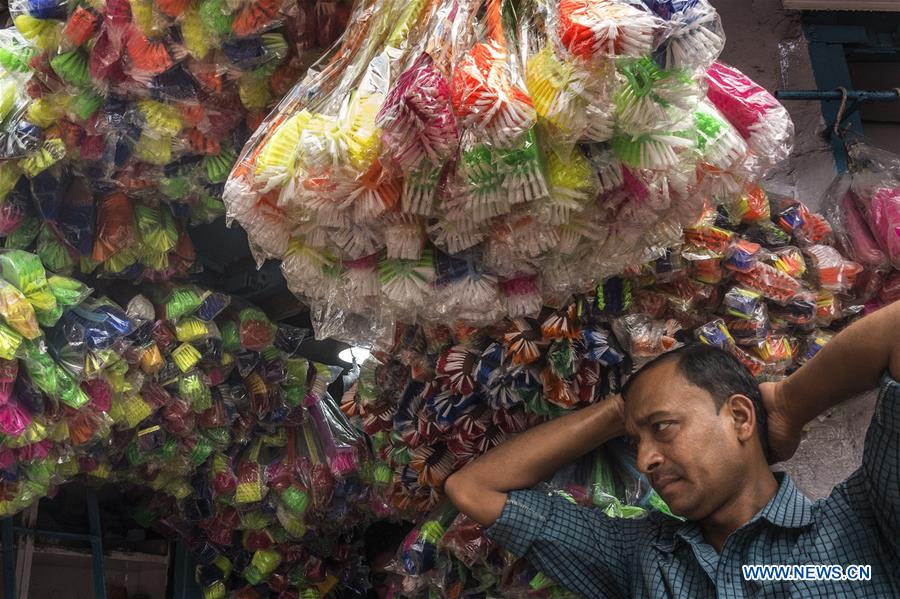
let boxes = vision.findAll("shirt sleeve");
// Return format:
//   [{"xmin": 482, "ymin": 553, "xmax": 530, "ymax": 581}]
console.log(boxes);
[
  {"xmin": 861, "ymin": 373, "xmax": 900, "ymax": 560},
  {"xmin": 486, "ymin": 489, "xmax": 641, "ymax": 599}
]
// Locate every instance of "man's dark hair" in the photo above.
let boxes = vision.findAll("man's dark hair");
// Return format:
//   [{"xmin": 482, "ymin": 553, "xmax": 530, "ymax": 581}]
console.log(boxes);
[{"xmin": 621, "ymin": 344, "xmax": 771, "ymax": 463}]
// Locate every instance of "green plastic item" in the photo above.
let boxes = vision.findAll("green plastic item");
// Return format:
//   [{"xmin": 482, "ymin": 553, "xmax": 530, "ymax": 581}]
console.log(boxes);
[
  {"xmin": 179, "ymin": 372, "xmax": 212, "ymax": 412},
  {"xmin": 49, "ymin": 50, "xmax": 91, "ymax": 87},
  {"xmin": 4, "ymin": 217, "xmax": 40, "ymax": 250},
  {"xmin": 199, "ymin": 0, "xmax": 233, "ymax": 36},
  {"xmin": 1, "ymin": 250, "xmax": 48, "ymax": 295},
  {"xmin": 71, "ymin": 90, "xmax": 103, "ymax": 120},
  {"xmin": 36, "ymin": 226, "xmax": 75, "ymax": 274},
  {"xmin": 165, "ymin": 287, "xmax": 203, "ymax": 320},
  {"xmin": 48, "ymin": 275, "xmax": 91, "ymax": 307},
  {"xmin": 280, "ymin": 486, "xmax": 310, "ymax": 516}
]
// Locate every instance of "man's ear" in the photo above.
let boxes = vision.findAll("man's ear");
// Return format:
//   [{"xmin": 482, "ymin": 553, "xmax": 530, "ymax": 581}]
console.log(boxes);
[{"xmin": 725, "ymin": 394, "xmax": 756, "ymax": 443}]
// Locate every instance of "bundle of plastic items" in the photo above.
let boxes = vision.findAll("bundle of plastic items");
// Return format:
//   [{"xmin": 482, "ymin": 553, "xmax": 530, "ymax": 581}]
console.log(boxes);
[
  {"xmin": 384, "ymin": 448, "xmax": 673, "ymax": 597},
  {"xmin": 225, "ymin": 0, "xmax": 795, "ymax": 344},
  {"xmin": 824, "ymin": 141, "xmax": 900, "ymax": 312},
  {"xmin": 337, "ymin": 190, "xmax": 863, "ymax": 596},
  {"xmin": 340, "ymin": 307, "xmax": 630, "ymax": 516},
  {"xmin": 5, "ymin": 0, "xmax": 350, "ymax": 279},
  {"xmin": 0, "ymin": 248, "xmax": 126, "ymax": 516},
  {"xmin": 83, "ymin": 285, "xmax": 380, "ymax": 597},
  {"xmin": 610, "ymin": 188, "xmax": 865, "ymax": 378},
  {"xmin": 0, "ymin": 271, "xmax": 379, "ymax": 595},
  {"xmin": 341, "ymin": 189, "xmax": 858, "ymax": 514}
]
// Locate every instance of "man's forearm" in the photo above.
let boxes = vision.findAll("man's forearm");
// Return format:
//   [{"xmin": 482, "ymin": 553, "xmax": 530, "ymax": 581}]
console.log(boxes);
[
  {"xmin": 781, "ymin": 299, "xmax": 900, "ymax": 427},
  {"xmin": 445, "ymin": 396, "xmax": 625, "ymax": 526}
]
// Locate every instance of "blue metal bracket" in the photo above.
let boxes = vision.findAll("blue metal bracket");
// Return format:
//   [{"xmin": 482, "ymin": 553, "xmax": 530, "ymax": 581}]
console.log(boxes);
[
  {"xmin": 172, "ymin": 541, "xmax": 203, "ymax": 599},
  {"xmin": 775, "ymin": 89, "xmax": 900, "ymax": 146},
  {"xmin": 801, "ymin": 12, "xmax": 900, "ymax": 173},
  {"xmin": 85, "ymin": 489, "xmax": 108, "ymax": 599},
  {"xmin": 0, "ymin": 490, "xmax": 107, "ymax": 599}
]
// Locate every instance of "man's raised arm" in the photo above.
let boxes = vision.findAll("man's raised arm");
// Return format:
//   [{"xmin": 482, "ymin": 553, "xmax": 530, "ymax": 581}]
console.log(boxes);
[
  {"xmin": 444, "ymin": 396, "xmax": 626, "ymax": 527},
  {"xmin": 765, "ymin": 299, "xmax": 900, "ymax": 461}
]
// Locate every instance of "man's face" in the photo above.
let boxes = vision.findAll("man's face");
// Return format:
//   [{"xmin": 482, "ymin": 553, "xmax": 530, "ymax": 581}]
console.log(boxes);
[{"xmin": 623, "ymin": 360, "xmax": 750, "ymax": 521}]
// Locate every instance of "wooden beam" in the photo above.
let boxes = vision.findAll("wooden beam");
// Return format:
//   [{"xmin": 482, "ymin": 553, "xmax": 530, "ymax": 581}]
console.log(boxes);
[{"xmin": 784, "ymin": 0, "xmax": 900, "ymax": 11}]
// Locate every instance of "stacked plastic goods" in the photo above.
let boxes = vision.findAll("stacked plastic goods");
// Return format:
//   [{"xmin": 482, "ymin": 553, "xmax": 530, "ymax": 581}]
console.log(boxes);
[
  {"xmin": 0, "ymin": 249, "xmax": 129, "ymax": 516},
  {"xmin": 386, "ymin": 448, "xmax": 671, "ymax": 596},
  {"xmin": 824, "ymin": 141, "xmax": 900, "ymax": 312},
  {"xmin": 339, "ymin": 190, "xmax": 865, "ymax": 595},
  {"xmin": 0, "ymin": 269, "xmax": 378, "ymax": 593},
  {"xmin": 72, "ymin": 285, "xmax": 378, "ymax": 597},
  {"xmin": 340, "ymin": 305, "xmax": 631, "ymax": 516},
  {"xmin": 5, "ymin": 0, "xmax": 349, "ymax": 280},
  {"xmin": 341, "ymin": 189, "xmax": 859, "ymax": 515},
  {"xmin": 611, "ymin": 188, "xmax": 864, "ymax": 377},
  {"xmin": 225, "ymin": 0, "xmax": 795, "ymax": 345}
]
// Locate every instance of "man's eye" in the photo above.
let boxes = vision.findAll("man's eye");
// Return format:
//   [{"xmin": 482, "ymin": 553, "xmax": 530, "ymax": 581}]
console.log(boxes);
[{"xmin": 654, "ymin": 422, "xmax": 674, "ymax": 434}]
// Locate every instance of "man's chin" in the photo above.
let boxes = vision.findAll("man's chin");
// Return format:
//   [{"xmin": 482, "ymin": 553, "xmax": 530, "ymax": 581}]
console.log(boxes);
[{"xmin": 658, "ymin": 489, "xmax": 694, "ymax": 518}]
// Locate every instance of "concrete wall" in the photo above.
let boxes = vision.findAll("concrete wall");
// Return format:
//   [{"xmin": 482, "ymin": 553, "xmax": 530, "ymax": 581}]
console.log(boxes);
[
  {"xmin": 714, "ymin": 0, "xmax": 876, "ymax": 500},
  {"xmin": 716, "ymin": 0, "xmax": 839, "ymax": 207}
]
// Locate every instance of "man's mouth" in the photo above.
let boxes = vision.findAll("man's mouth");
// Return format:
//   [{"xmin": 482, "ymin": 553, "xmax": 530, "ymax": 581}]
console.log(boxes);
[{"xmin": 652, "ymin": 475, "xmax": 681, "ymax": 495}]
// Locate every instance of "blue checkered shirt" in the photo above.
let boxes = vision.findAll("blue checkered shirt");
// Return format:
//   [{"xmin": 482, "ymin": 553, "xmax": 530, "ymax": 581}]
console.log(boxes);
[{"xmin": 487, "ymin": 374, "xmax": 900, "ymax": 598}]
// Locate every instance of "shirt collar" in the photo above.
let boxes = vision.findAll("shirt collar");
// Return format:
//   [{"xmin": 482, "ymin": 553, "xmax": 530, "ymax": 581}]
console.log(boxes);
[
  {"xmin": 655, "ymin": 472, "xmax": 813, "ymax": 553},
  {"xmin": 755, "ymin": 472, "xmax": 813, "ymax": 529}
]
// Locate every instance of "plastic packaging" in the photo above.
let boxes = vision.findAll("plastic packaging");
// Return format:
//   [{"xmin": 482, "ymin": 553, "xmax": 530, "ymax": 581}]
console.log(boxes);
[{"xmin": 222, "ymin": 0, "xmax": 782, "ymax": 343}]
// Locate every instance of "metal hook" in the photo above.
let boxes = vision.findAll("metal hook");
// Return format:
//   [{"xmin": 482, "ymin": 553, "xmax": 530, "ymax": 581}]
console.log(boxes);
[{"xmin": 833, "ymin": 86, "xmax": 849, "ymax": 138}]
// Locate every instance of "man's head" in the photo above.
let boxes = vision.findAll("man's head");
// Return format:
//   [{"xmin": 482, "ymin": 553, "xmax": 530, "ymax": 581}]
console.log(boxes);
[{"xmin": 621, "ymin": 344, "xmax": 770, "ymax": 521}]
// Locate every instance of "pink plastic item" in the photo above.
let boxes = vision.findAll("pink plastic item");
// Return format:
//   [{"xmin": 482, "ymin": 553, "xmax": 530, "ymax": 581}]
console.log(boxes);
[
  {"xmin": 706, "ymin": 62, "xmax": 793, "ymax": 167},
  {"xmin": 865, "ymin": 185, "xmax": 900, "ymax": 270},
  {"xmin": 841, "ymin": 191, "xmax": 887, "ymax": 267},
  {"xmin": 0, "ymin": 401, "xmax": 31, "ymax": 437}
]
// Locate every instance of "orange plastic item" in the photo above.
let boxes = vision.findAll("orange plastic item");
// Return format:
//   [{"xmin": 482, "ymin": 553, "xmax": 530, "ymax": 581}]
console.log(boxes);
[
  {"xmin": 126, "ymin": 29, "xmax": 176, "ymax": 75},
  {"xmin": 156, "ymin": 0, "xmax": 190, "ymax": 17},
  {"xmin": 232, "ymin": 0, "xmax": 282, "ymax": 37},
  {"xmin": 92, "ymin": 193, "xmax": 136, "ymax": 262},
  {"xmin": 186, "ymin": 129, "xmax": 221, "ymax": 155},
  {"xmin": 63, "ymin": 6, "xmax": 100, "ymax": 47},
  {"xmin": 742, "ymin": 184, "xmax": 770, "ymax": 223}
]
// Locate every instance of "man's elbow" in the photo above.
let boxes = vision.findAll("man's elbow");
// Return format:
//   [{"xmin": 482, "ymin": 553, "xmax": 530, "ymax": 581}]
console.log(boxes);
[
  {"xmin": 444, "ymin": 471, "xmax": 483, "ymax": 520},
  {"xmin": 444, "ymin": 471, "xmax": 470, "ymax": 513},
  {"xmin": 444, "ymin": 470, "xmax": 505, "ymax": 528}
]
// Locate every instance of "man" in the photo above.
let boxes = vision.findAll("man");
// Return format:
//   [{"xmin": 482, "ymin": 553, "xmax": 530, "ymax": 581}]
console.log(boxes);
[{"xmin": 445, "ymin": 301, "xmax": 900, "ymax": 598}]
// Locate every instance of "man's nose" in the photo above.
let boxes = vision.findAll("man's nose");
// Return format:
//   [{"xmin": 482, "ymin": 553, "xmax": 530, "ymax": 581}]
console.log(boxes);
[{"xmin": 637, "ymin": 441, "xmax": 663, "ymax": 474}]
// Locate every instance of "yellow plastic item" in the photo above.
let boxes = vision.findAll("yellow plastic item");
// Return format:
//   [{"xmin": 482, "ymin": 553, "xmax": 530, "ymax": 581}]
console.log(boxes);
[
  {"xmin": 27, "ymin": 97, "xmax": 67, "ymax": 129},
  {"xmin": 138, "ymin": 99, "xmax": 183, "ymax": 137},
  {"xmin": 181, "ymin": 7, "xmax": 211, "ymax": 59},
  {"xmin": 175, "ymin": 317, "xmax": 209, "ymax": 342},
  {"xmin": 238, "ymin": 76, "xmax": 271, "ymax": 110},
  {"xmin": 140, "ymin": 343, "xmax": 165, "ymax": 375},
  {"xmin": 129, "ymin": 0, "xmax": 166, "ymax": 37},
  {"xmin": 13, "ymin": 15, "xmax": 60, "ymax": 50},
  {"xmin": 90, "ymin": 462, "xmax": 112, "ymax": 479},
  {"xmin": 21, "ymin": 139, "xmax": 67, "ymax": 178},
  {"xmin": 172, "ymin": 343, "xmax": 202, "ymax": 372},
  {"xmin": 255, "ymin": 110, "xmax": 313, "ymax": 177},
  {"xmin": 134, "ymin": 132, "xmax": 174, "ymax": 165},
  {"xmin": 0, "ymin": 280, "xmax": 40, "ymax": 339},
  {"xmin": 121, "ymin": 394, "xmax": 153, "ymax": 428},
  {"xmin": 0, "ymin": 163, "xmax": 22, "ymax": 201}
]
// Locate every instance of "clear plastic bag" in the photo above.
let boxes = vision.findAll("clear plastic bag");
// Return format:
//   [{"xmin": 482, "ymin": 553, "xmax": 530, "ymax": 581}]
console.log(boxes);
[{"xmin": 705, "ymin": 61, "xmax": 793, "ymax": 171}]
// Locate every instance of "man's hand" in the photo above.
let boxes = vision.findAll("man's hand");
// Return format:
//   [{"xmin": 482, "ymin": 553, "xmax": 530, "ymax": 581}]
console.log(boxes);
[{"xmin": 760, "ymin": 380, "xmax": 803, "ymax": 464}]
